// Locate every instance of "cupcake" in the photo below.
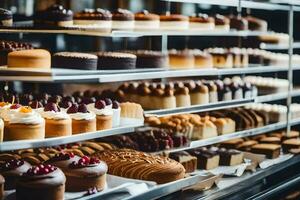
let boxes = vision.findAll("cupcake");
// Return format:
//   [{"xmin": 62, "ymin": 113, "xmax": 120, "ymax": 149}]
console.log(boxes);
[
  {"xmin": 0, "ymin": 159, "xmax": 31, "ymax": 190},
  {"xmin": 0, "ymin": 8, "xmax": 13, "ymax": 26},
  {"xmin": 1, "ymin": 103, "xmax": 19, "ymax": 123},
  {"xmin": 16, "ymin": 164, "xmax": 66, "ymax": 200},
  {"xmin": 74, "ymin": 8, "xmax": 112, "ymax": 30},
  {"xmin": 64, "ymin": 156, "xmax": 107, "ymax": 192},
  {"xmin": 112, "ymin": 101, "xmax": 121, "ymax": 128},
  {"xmin": 4, "ymin": 106, "xmax": 45, "ymax": 141},
  {"xmin": 174, "ymin": 86, "xmax": 191, "ymax": 107},
  {"xmin": 134, "ymin": 10, "xmax": 160, "ymax": 30},
  {"xmin": 189, "ymin": 13, "xmax": 215, "ymax": 30},
  {"xmin": 90, "ymin": 100, "xmax": 113, "ymax": 131},
  {"xmin": 34, "ymin": 4, "xmax": 73, "ymax": 27},
  {"xmin": 45, "ymin": 152, "xmax": 80, "ymax": 169},
  {"xmin": 112, "ymin": 9, "xmax": 134, "ymax": 30},
  {"xmin": 67, "ymin": 103, "xmax": 96, "ymax": 134},
  {"xmin": 40, "ymin": 102, "xmax": 72, "ymax": 138},
  {"xmin": 160, "ymin": 14, "xmax": 189, "ymax": 30}
]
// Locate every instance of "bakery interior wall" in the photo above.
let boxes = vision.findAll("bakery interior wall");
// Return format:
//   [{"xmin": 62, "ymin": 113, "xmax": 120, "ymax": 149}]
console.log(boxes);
[{"xmin": 0, "ymin": 0, "xmax": 298, "ymax": 96}]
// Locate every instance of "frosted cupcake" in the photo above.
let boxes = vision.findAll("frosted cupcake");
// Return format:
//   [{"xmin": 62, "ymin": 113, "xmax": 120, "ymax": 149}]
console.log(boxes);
[{"xmin": 89, "ymin": 99, "xmax": 113, "ymax": 131}]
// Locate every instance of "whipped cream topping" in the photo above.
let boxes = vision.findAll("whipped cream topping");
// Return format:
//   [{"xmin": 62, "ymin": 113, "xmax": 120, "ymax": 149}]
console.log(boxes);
[
  {"xmin": 41, "ymin": 110, "xmax": 70, "ymax": 120},
  {"xmin": 1, "ymin": 108, "xmax": 20, "ymax": 121},
  {"xmin": 8, "ymin": 110, "xmax": 44, "ymax": 124},
  {"xmin": 89, "ymin": 105, "xmax": 113, "ymax": 116},
  {"xmin": 69, "ymin": 112, "xmax": 96, "ymax": 120}
]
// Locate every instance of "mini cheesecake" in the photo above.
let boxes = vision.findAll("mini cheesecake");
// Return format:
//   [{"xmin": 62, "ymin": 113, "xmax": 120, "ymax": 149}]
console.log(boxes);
[
  {"xmin": 5, "ymin": 106, "xmax": 45, "ymax": 141},
  {"xmin": 40, "ymin": 102, "xmax": 72, "ymax": 138},
  {"xmin": 74, "ymin": 8, "xmax": 112, "ymax": 29},
  {"xmin": 160, "ymin": 14, "xmax": 189, "ymax": 30},
  {"xmin": 67, "ymin": 103, "xmax": 96, "ymax": 134},
  {"xmin": 189, "ymin": 13, "xmax": 215, "ymax": 30},
  {"xmin": 135, "ymin": 10, "xmax": 160, "ymax": 30},
  {"xmin": 112, "ymin": 8, "xmax": 134, "ymax": 30},
  {"xmin": 0, "ymin": 8, "xmax": 13, "ymax": 26}
]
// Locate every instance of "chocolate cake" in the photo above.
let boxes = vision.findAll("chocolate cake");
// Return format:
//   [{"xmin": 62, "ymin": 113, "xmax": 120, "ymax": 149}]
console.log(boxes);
[
  {"xmin": 52, "ymin": 52, "xmax": 98, "ymax": 70},
  {"xmin": 215, "ymin": 148, "xmax": 244, "ymax": 166},
  {"xmin": 96, "ymin": 52, "xmax": 136, "ymax": 70},
  {"xmin": 132, "ymin": 50, "xmax": 168, "ymax": 68},
  {"xmin": 188, "ymin": 147, "xmax": 220, "ymax": 170},
  {"xmin": 0, "ymin": 40, "xmax": 33, "ymax": 66},
  {"xmin": 169, "ymin": 151, "xmax": 197, "ymax": 173},
  {"xmin": 0, "ymin": 8, "xmax": 12, "ymax": 26}
]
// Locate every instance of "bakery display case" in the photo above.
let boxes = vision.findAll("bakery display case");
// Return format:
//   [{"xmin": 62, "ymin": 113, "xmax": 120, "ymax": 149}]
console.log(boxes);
[{"xmin": 0, "ymin": 0, "xmax": 300, "ymax": 199}]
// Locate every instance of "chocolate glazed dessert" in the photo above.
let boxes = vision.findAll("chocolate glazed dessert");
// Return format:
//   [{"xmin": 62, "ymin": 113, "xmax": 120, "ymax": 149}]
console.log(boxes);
[
  {"xmin": 16, "ymin": 164, "xmax": 66, "ymax": 200},
  {"xmin": 96, "ymin": 52, "xmax": 136, "ymax": 70},
  {"xmin": 132, "ymin": 50, "xmax": 168, "ymax": 68},
  {"xmin": 0, "ymin": 8, "xmax": 13, "ymax": 26},
  {"xmin": 52, "ymin": 52, "xmax": 98, "ymax": 70}
]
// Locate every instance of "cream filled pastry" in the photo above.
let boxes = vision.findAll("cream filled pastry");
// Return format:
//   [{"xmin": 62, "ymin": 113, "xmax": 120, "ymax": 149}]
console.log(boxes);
[
  {"xmin": 64, "ymin": 156, "xmax": 108, "ymax": 192},
  {"xmin": 16, "ymin": 164, "xmax": 66, "ymax": 200},
  {"xmin": 5, "ymin": 106, "xmax": 45, "ymax": 141},
  {"xmin": 89, "ymin": 99, "xmax": 113, "ymax": 131},
  {"xmin": 41, "ymin": 102, "xmax": 72, "ymax": 138},
  {"xmin": 67, "ymin": 103, "xmax": 96, "ymax": 134},
  {"xmin": 0, "ymin": 159, "xmax": 31, "ymax": 190}
]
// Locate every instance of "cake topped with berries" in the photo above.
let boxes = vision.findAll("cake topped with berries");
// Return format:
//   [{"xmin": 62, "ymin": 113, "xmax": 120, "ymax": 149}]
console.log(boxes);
[
  {"xmin": 67, "ymin": 103, "xmax": 96, "ymax": 121},
  {"xmin": 46, "ymin": 152, "xmax": 80, "ymax": 169},
  {"xmin": 41, "ymin": 102, "xmax": 70, "ymax": 120}
]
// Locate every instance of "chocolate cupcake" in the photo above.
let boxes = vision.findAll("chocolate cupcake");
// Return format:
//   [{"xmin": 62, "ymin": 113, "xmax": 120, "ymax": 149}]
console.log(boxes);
[
  {"xmin": 0, "ymin": 40, "xmax": 33, "ymax": 66},
  {"xmin": 52, "ymin": 52, "xmax": 98, "ymax": 70},
  {"xmin": 74, "ymin": 8, "xmax": 112, "ymax": 30},
  {"xmin": 97, "ymin": 52, "xmax": 136, "ymax": 70},
  {"xmin": 0, "ymin": 8, "xmax": 13, "ymax": 26},
  {"xmin": 34, "ymin": 4, "xmax": 73, "ymax": 27},
  {"xmin": 112, "ymin": 8, "xmax": 134, "ymax": 30},
  {"xmin": 135, "ymin": 10, "xmax": 160, "ymax": 29}
]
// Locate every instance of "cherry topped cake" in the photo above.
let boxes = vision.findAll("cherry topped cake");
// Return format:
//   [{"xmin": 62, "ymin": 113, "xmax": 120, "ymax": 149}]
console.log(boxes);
[
  {"xmin": 67, "ymin": 103, "xmax": 96, "ymax": 134},
  {"xmin": 64, "ymin": 155, "xmax": 108, "ymax": 191},
  {"xmin": 45, "ymin": 152, "xmax": 80, "ymax": 169},
  {"xmin": 16, "ymin": 164, "xmax": 66, "ymax": 200},
  {"xmin": 0, "ymin": 159, "xmax": 31, "ymax": 189}
]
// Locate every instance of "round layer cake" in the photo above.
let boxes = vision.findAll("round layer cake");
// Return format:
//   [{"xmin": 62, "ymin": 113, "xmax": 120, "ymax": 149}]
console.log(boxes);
[
  {"xmin": 189, "ymin": 13, "xmax": 215, "ymax": 30},
  {"xmin": 160, "ymin": 14, "xmax": 189, "ymax": 30},
  {"xmin": 52, "ymin": 52, "xmax": 98, "ymax": 70},
  {"xmin": 34, "ymin": 4, "xmax": 73, "ymax": 27},
  {"xmin": 74, "ymin": 8, "xmax": 112, "ymax": 29},
  {"xmin": 97, "ymin": 52, "xmax": 136, "ymax": 70},
  {"xmin": 134, "ymin": 10, "xmax": 160, "ymax": 30},
  {"xmin": 132, "ymin": 50, "xmax": 168, "ymax": 68},
  {"xmin": 0, "ymin": 8, "xmax": 13, "ymax": 26},
  {"xmin": 112, "ymin": 8, "xmax": 134, "ymax": 30},
  {"xmin": 7, "ymin": 49, "xmax": 51, "ymax": 69}
]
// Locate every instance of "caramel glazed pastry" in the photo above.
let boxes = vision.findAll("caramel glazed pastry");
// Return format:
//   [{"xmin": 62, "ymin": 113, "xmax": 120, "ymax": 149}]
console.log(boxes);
[{"xmin": 93, "ymin": 149, "xmax": 185, "ymax": 184}]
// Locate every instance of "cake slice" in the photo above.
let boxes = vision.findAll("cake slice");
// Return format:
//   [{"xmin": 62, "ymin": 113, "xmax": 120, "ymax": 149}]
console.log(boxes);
[
  {"xmin": 210, "ymin": 117, "xmax": 236, "ymax": 135},
  {"xmin": 169, "ymin": 151, "xmax": 197, "ymax": 173},
  {"xmin": 190, "ymin": 119, "xmax": 218, "ymax": 140},
  {"xmin": 236, "ymin": 140, "xmax": 258, "ymax": 151},
  {"xmin": 250, "ymin": 144, "xmax": 281, "ymax": 159},
  {"xmin": 259, "ymin": 137, "xmax": 281, "ymax": 145},
  {"xmin": 215, "ymin": 148, "xmax": 244, "ymax": 166},
  {"xmin": 219, "ymin": 138, "xmax": 244, "ymax": 149},
  {"xmin": 282, "ymin": 139, "xmax": 300, "ymax": 153},
  {"xmin": 188, "ymin": 148, "xmax": 220, "ymax": 170}
]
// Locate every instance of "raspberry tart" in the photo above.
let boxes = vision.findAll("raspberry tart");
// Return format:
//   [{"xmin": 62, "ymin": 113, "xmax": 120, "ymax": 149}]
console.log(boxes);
[
  {"xmin": 5, "ymin": 106, "xmax": 45, "ymax": 141},
  {"xmin": 0, "ymin": 159, "xmax": 31, "ymax": 189},
  {"xmin": 67, "ymin": 103, "xmax": 96, "ymax": 134},
  {"xmin": 16, "ymin": 164, "xmax": 66, "ymax": 200},
  {"xmin": 40, "ymin": 102, "xmax": 72, "ymax": 138},
  {"xmin": 64, "ymin": 156, "xmax": 107, "ymax": 192}
]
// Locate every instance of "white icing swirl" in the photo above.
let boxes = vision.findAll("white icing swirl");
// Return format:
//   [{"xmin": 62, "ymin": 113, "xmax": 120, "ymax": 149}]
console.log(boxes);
[
  {"xmin": 69, "ymin": 112, "xmax": 96, "ymax": 120},
  {"xmin": 89, "ymin": 105, "xmax": 113, "ymax": 116},
  {"xmin": 8, "ymin": 110, "xmax": 44, "ymax": 125},
  {"xmin": 1, "ymin": 108, "xmax": 20, "ymax": 121},
  {"xmin": 41, "ymin": 110, "xmax": 70, "ymax": 120}
]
